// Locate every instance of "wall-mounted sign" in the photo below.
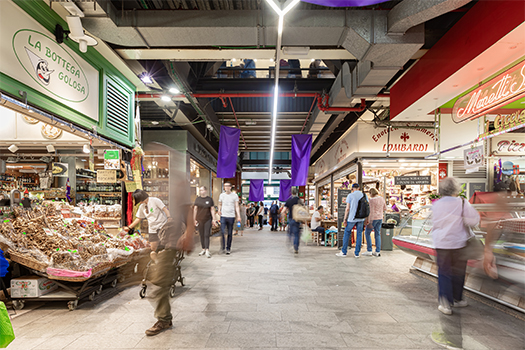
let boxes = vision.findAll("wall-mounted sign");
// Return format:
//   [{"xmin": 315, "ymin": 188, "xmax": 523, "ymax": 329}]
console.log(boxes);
[
  {"xmin": 438, "ymin": 163, "xmax": 448, "ymax": 180},
  {"xmin": 0, "ymin": 1, "xmax": 99, "ymax": 121},
  {"xmin": 394, "ymin": 176, "xmax": 431, "ymax": 186},
  {"xmin": 103, "ymin": 150, "xmax": 120, "ymax": 170},
  {"xmin": 464, "ymin": 146, "xmax": 484, "ymax": 169},
  {"xmin": 452, "ymin": 60, "xmax": 525, "ymax": 123},
  {"xmin": 97, "ymin": 170, "xmax": 116, "ymax": 183},
  {"xmin": 479, "ymin": 109, "xmax": 525, "ymax": 139},
  {"xmin": 490, "ymin": 135, "xmax": 525, "ymax": 156},
  {"xmin": 51, "ymin": 162, "xmax": 68, "ymax": 177}
]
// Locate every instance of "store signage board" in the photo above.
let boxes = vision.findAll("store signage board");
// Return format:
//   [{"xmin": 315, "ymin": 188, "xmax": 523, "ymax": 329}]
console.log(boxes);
[
  {"xmin": 464, "ymin": 146, "xmax": 484, "ymax": 169},
  {"xmin": 51, "ymin": 162, "xmax": 68, "ymax": 177},
  {"xmin": 96, "ymin": 170, "xmax": 117, "ymax": 183},
  {"xmin": 394, "ymin": 176, "xmax": 431, "ymax": 186},
  {"xmin": 469, "ymin": 183, "xmax": 486, "ymax": 200},
  {"xmin": 490, "ymin": 134, "xmax": 525, "ymax": 156},
  {"xmin": 104, "ymin": 150, "xmax": 120, "ymax": 170},
  {"xmin": 479, "ymin": 109, "xmax": 525, "ymax": 139},
  {"xmin": 0, "ymin": 1, "xmax": 99, "ymax": 121},
  {"xmin": 452, "ymin": 60, "xmax": 525, "ymax": 123}
]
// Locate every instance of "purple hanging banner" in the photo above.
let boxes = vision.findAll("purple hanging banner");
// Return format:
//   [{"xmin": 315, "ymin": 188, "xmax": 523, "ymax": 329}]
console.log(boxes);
[
  {"xmin": 279, "ymin": 180, "xmax": 292, "ymax": 202},
  {"xmin": 248, "ymin": 179, "xmax": 264, "ymax": 202},
  {"xmin": 291, "ymin": 134, "xmax": 312, "ymax": 186},
  {"xmin": 217, "ymin": 125, "xmax": 241, "ymax": 178},
  {"xmin": 300, "ymin": 0, "xmax": 388, "ymax": 7}
]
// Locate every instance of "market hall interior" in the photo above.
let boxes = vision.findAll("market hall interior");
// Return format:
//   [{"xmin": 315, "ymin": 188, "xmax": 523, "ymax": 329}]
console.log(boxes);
[{"xmin": 0, "ymin": 0, "xmax": 525, "ymax": 349}]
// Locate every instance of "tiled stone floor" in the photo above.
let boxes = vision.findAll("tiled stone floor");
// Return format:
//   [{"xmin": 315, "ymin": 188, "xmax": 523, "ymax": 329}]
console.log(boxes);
[{"xmin": 7, "ymin": 227, "xmax": 525, "ymax": 349}]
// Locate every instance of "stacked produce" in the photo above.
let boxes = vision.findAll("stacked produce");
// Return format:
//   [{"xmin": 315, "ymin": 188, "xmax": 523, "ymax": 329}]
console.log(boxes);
[{"xmin": 0, "ymin": 205, "xmax": 148, "ymax": 273}]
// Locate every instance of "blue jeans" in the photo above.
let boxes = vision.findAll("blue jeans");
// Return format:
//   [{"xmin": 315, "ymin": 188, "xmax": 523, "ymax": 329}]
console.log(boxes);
[
  {"xmin": 312, "ymin": 227, "xmax": 325, "ymax": 241},
  {"xmin": 436, "ymin": 248, "xmax": 468, "ymax": 305},
  {"xmin": 288, "ymin": 219, "xmax": 301, "ymax": 251},
  {"xmin": 220, "ymin": 217, "xmax": 235, "ymax": 251},
  {"xmin": 342, "ymin": 220, "xmax": 364, "ymax": 256},
  {"xmin": 364, "ymin": 219, "xmax": 382, "ymax": 253}
]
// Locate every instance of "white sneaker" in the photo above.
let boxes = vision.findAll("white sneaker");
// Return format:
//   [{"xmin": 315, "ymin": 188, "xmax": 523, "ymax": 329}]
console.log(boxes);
[
  {"xmin": 372, "ymin": 252, "xmax": 381, "ymax": 257},
  {"xmin": 335, "ymin": 252, "xmax": 347, "ymax": 257},
  {"xmin": 354, "ymin": 254, "xmax": 360, "ymax": 258},
  {"xmin": 198, "ymin": 250, "xmax": 206, "ymax": 256},
  {"xmin": 453, "ymin": 299, "xmax": 468, "ymax": 308},
  {"xmin": 361, "ymin": 251, "xmax": 372, "ymax": 256},
  {"xmin": 205, "ymin": 251, "xmax": 211, "ymax": 258},
  {"xmin": 438, "ymin": 304, "xmax": 452, "ymax": 315}
]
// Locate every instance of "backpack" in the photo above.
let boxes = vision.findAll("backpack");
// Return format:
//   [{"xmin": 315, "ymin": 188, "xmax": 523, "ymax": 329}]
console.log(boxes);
[
  {"xmin": 354, "ymin": 193, "xmax": 370, "ymax": 219},
  {"xmin": 270, "ymin": 205, "xmax": 278, "ymax": 215}
]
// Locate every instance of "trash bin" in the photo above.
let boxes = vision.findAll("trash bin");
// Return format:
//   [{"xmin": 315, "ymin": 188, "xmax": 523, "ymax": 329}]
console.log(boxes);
[{"xmin": 381, "ymin": 223, "xmax": 395, "ymax": 251}]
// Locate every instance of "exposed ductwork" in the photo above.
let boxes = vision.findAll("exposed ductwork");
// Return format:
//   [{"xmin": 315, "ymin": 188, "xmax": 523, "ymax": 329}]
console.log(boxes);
[{"xmin": 387, "ymin": 0, "xmax": 472, "ymax": 35}]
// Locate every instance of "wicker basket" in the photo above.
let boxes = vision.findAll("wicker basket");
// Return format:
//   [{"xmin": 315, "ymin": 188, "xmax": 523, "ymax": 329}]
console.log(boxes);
[{"xmin": 8, "ymin": 250, "xmax": 48, "ymax": 272}]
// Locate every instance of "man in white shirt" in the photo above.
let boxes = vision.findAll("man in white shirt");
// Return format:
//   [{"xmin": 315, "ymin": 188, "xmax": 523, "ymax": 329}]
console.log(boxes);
[
  {"xmin": 311, "ymin": 206, "xmax": 326, "ymax": 245},
  {"xmin": 336, "ymin": 183, "xmax": 366, "ymax": 258},
  {"xmin": 218, "ymin": 182, "xmax": 241, "ymax": 255},
  {"xmin": 124, "ymin": 189, "xmax": 172, "ymax": 252}
]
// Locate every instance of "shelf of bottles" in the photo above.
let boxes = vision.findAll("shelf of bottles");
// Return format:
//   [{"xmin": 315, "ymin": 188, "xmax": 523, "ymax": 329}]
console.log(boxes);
[
  {"xmin": 76, "ymin": 168, "xmax": 96, "ymax": 180},
  {"xmin": 0, "ymin": 174, "xmax": 41, "ymax": 191},
  {"xmin": 143, "ymin": 153, "xmax": 170, "ymax": 207}
]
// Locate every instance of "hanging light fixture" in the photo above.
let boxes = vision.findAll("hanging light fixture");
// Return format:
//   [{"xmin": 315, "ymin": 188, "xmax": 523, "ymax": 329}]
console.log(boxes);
[{"xmin": 265, "ymin": 0, "xmax": 301, "ymax": 183}]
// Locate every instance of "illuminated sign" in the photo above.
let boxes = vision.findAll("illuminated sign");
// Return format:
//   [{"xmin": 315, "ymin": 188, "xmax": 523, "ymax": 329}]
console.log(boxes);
[
  {"xmin": 452, "ymin": 60, "xmax": 525, "ymax": 123},
  {"xmin": 478, "ymin": 109, "xmax": 525, "ymax": 139}
]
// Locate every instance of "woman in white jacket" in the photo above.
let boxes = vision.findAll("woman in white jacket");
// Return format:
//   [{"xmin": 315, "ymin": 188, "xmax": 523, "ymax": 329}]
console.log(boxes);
[{"xmin": 432, "ymin": 177, "xmax": 480, "ymax": 316}]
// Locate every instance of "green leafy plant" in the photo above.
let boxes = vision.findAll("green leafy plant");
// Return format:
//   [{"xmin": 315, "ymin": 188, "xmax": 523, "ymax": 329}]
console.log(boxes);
[
  {"xmin": 428, "ymin": 193, "xmax": 441, "ymax": 200},
  {"xmin": 458, "ymin": 183, "xmax": 467, "ymax": 199}
]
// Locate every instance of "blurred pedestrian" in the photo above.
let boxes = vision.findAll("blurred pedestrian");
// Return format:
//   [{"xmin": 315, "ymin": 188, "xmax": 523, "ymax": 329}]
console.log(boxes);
[
  {"xmin": 282, "ymin": 188, "xmax": 301, "ymax": 254},
  {"xmin": 311, "ymin": 206, "xmax": 326, "ymax": 245},
  {"xmin": 247, "ymin": 203, "xmax": 255, "ymax": 228},
  {"xmin": 337, "ymin": 183, "xmax": 366, "ymax": 258},
  {"xmin": 194, "ymin": 186, "xmax": 216, "ymax": 258},
  {"xmin": 363, "ymin": 188, "xmax": 387, "ymax": 257},
  {"xmin": 270, "ymin": 201, "xmax": 279, "ymax": 231},
  {"xmin": 432, "ymin": 177, "xmax": 480, "ymax": 315},
  {"xmin": 218, "ymin": 182, "xmax": 241, "ymax": 255},
  {"xmin": 235, "ymin": 201, "xmax": 246, "ymax": 236},
  {"xmin": 257, "ymin": 201, "xmax": 264, "ymax": 230},
  {"xmin": 279, "ymin": 204, "xmax": 287, "ymax": 231}
]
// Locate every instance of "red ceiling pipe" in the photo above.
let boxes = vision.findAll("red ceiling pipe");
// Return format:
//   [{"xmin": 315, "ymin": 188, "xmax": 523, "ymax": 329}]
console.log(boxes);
[{"xmin": 136, "ymin": 92, "xmax": 320, "ymax": 99}]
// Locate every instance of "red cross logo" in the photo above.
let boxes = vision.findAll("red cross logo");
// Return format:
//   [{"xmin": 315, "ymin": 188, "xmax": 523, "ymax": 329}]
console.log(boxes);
[{"xmin": 400, "ymin": 132, "xmax": 410, "ymax": 142}]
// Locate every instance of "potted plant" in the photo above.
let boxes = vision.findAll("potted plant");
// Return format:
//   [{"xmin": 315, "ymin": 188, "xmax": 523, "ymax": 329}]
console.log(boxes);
[{"xmin": 429, "ymin": 193, "xmax": 441, "ymax": 204}]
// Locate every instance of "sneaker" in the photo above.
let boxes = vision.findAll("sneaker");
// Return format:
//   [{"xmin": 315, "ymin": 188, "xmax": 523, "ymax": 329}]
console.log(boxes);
[
  {"xmin": 226, "ymin": 250, "xmax": 231, "ymax": 255},
  {"xmin": 294, "ymin": 250, "xmax": 298, "ymax": 254},
  {"xmin": 372, "ymin": 252, "xmax": 381, "ymax": 257},
  {"xmin": 438, "ymin": 304, "xmax": 452, "ymax": 315},
  {"xmin": 205, "ymin": 251, "xmax": 211, "ymax": 258},
  {"xmin": 361, "ymin": 251, "xmax": 372, "ymax": 256},
  {"xmin": 320, "ymin": 241, "xmax": 325, "ymax": 245},
  {"xmin": 335, "ymin": 252, "xmax": 347, "ymax": 257},
  {"xmin": 354, "ymin": 254, "xmax": 360, "ymax": 258},
  {"xmin": 453, "ymin": 299, "xmax": 468, "ymax": 308},
  {"xmin": 198, "ymin": 249, "xmax": 206, "ymax": 256},
  {"xmin": 145, "ymin": 320, "xmax": 173, "ymax": 336},
  {"xmin": 431, "ymin": 331, "xmax": 463, "ymax": 350}
]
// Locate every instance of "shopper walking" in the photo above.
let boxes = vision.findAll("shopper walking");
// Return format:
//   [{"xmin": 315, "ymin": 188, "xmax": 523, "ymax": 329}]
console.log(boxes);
[
  {"xmin": 218, "ymin": 182, "xmax": 241, "ymax": 255},
  {"xmin": 193, "ymin": 186, "xmax": 216, "ymax": 258},
  {"xmin": 432, "ymin": 177, "xmax": 479, "ymax": 315},
  {"xmin": 257, "ymin": 201, "xmax": 264, "ymax": 230},
  {"xmin": 283, "ymin": 188, "xmax": 301, "ymax": 254},
  {"xmin": 337, "ymin": 183, "xmax": 366, "ymax": 258},
  {"xmin": 270, "ymin": 201, "xmax": 279, "ymax": 231},
  {"xmin": 279, "ymin": 204, "xmax": 287, "ymax": 231},
  {"xmin": 363, "ymin": 188, "xmax": 387, "ymax": 257},
  {"xmin": 235, "ymin": 201, "xmax": 246, "ymax": 236},
  {"xmin": 247, "ymin": 203, "xmax": 255, "ymax": 228},
  {"xmin": 311, "ymin": 206, "xmax": 326, "ymax": 245}
]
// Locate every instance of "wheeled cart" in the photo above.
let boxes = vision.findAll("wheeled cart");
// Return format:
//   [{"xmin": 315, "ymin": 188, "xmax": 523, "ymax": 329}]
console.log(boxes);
[{"xmin": 139, "ymin": 250, "xmax": 185, "ymax": 299}]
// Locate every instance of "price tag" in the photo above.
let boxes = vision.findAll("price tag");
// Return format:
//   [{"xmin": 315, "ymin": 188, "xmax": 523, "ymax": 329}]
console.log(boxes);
[{"xmin": 44, "ymin": 228, "xmax": 54, "ymax": 236}]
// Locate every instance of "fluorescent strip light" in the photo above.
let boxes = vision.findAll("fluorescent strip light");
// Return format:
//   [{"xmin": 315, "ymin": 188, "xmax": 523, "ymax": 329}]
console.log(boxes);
[
  {"xmin": 277, "ymin": 15, "xmax": 284, "ymax": 35},
  {"xmin": 265, "ymin": 0, "xmax": 282, "ymax": 14},
  {"xmin": 282, "ymin": 0, "xmax": 300, "ymax": 15}
]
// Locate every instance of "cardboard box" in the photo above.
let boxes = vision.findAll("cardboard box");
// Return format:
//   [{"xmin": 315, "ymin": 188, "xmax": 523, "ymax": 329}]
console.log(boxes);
[{"xmin": 10, "ymin": 276, "xmax": 57, "ymax": 298}]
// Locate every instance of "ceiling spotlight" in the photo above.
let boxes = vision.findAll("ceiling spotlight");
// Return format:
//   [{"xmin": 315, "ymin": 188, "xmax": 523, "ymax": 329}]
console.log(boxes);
[
  {"xmin": 253, "ymin": 59, "xmax": 257, "ymax": 62},
  {"xmin": 8, "ymin": 144, "xmax": 19, "ymax": 153},
  {"xmin": 151, "ymin": 121, "xmax": 159, "ymax": 125},
  {"xmin": 83, "ymin": 144, "xmax": 91, "ymax": 154},
  {"xmin": 169, "ymin": 87, "xmax": 180, "ymax": 94},
  {"xmin": 270, "ymin": 58, "xmax": 274, "ymax": 62},
  {"xmin": 311, "ymin": 58, "xmax": 315, "ymax": 62},
  {"xmin": 46, "ymin": 145, "xmax": 55, "ymax": 153},
  {"xmin": 232, "ymin": 58, "xmax": 237, "ymax": 62},
  {"xmin": 139, "ymin": 72, "xmax": 153, "ymax": 84},
  {"xmin": 160, "ymin": 95, "xmax": 171, "ymax": 102}
]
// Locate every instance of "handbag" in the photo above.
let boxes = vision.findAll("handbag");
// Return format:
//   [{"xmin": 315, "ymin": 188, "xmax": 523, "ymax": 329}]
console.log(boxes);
[
  {"xmin": 461, "ymin": 198, "xmax": 484, "ymax": 260},
  {"xmin": 0, "ymin": 301, "xmax": 15, "ymax": 348},
  {"xmin": 292, "ymin": 201, "xmax": 310, "ymax": 223}
]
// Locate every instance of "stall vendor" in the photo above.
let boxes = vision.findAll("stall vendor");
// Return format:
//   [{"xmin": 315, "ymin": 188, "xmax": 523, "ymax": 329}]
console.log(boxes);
[
  {"xmin": 21, "ymin": 190, "xmax": 32, "ymax": 209},
  {"xmin": 123, "ymin": 189, "xmax": 172, "ymax": 251}
]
